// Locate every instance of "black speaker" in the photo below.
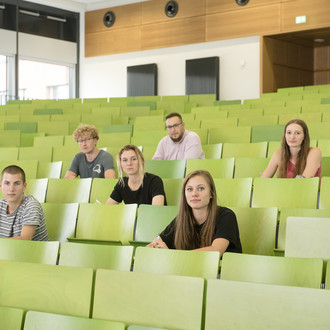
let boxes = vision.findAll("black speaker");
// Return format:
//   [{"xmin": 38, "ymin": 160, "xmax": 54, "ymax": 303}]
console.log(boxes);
[
  {"xmin": 235, "ymin": 0, "xmax": 249, "ymax": 6},
  {"xmin": 165, "ymin": 1, "xmax": 179, "ymax": 18},
  {"xmin": 103, "ymin": 11, "xmax": 115, "ymax": 28}
]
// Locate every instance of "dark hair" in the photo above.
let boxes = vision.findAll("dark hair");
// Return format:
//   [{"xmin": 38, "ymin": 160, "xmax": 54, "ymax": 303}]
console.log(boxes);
[
  {"xmin": 174, "ymin": 170, "xmax": 218, "ymax": 250},
  {"xmin": 1, "ymin": 165, "xmax": 26, "ymax": 183},
  {"xmin": 278, "ymin": 119, "xmax": 310, "ymax": 178},
  {"xmin": 165, "ymin": 112, "xmax": 183, "ymax": 121}
]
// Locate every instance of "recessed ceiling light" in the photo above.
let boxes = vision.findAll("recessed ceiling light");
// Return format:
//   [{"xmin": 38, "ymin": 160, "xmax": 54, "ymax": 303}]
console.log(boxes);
[{"xmin": 314, "ymin": 38, "xmax": 325, "ymax": 43}]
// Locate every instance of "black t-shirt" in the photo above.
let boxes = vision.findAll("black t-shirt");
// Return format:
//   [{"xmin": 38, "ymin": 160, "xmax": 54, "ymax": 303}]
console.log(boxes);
[
  {"xmin": 160, "ymin": 207, "xmax": 242, "ymax": 253},
  {"xmin": 110, "ymin": 172, "xmax": 167, "ymax": 205}
]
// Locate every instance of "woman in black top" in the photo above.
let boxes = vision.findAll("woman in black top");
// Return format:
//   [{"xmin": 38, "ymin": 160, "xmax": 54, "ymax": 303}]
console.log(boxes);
[
  {"xmin": 106, "ymin": 144, "xmax": 166, "ymax": 206},
  {"xmin": 148, "ymin": 170, "xmax": 241, "ymax": 255}
]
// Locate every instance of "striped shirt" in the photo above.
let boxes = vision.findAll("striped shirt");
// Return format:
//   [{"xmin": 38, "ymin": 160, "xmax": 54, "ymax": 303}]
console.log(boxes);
[{"xmin": 0, "ymin": 194, "xmax": 49, "ymax": 241}]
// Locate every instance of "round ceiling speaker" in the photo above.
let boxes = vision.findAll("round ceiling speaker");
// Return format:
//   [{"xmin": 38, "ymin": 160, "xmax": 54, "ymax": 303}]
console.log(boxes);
[
  {"xmin": 103, "ymin": 11, "xmax": 115, "ymax": 28},
  {"xmin": 235, "ymin": 0, "xmax": 250, "ymax": 6},
  {"xmin": 165, "ymin": 1, "xmax": 179, "ymax": 18}
]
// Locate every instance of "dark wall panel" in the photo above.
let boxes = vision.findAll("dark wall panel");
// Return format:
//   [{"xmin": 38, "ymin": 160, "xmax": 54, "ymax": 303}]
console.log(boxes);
[
  {"xmin": 127, "ymin": 63, "xmax": 157, "ymax": 97},
  {"xmin": 185, "ymin": 56, "xmax": 219, "ymax": 98}
]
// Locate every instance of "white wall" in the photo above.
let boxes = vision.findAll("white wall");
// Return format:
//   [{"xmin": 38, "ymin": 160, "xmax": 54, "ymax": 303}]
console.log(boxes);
[{"xmin": 80, "ymin": 35, "xmax": 260, "ymax": 101}]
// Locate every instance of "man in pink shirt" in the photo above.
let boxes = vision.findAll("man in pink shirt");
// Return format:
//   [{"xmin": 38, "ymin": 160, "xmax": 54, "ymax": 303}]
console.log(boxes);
[{"xmin": 152, "ymin": 112, "xmax": 205, "ymax": 160}]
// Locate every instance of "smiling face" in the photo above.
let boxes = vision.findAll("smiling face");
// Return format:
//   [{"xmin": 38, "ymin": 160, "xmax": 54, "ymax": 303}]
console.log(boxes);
[
  {"xmin": 77, "ymin": 134, "xmax": 98, "ymax": 155},
  {"xmin": 185, "ymin": 175, "xmax": 212, "ymax": 212},
  {"xmin": 285, "ymin": 123, "xmax": 304, "ymax": 148},
  {"xmin": 120, "ymin": 149, "xmax": 139, "ymax": 176},
  {"xmin": 0, "ymin": 172, "xmax": 26, "ymax": 207},
  {"xmin": 166, "ymin": 116, "xmax": 185, "ymax": 143}
]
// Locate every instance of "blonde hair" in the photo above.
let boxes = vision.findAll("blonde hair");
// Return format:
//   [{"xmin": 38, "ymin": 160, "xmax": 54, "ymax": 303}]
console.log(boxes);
[
  {"xmin": 73, "ymin": 124, "xmax": 99, "ymax": 141},
  {"xmin": 117, "ymin": 145, "xmax": 145, "ymax": 186},
  {"xmin": 174, "ymin": 170, "xmax": 218, "ymax": 250}
]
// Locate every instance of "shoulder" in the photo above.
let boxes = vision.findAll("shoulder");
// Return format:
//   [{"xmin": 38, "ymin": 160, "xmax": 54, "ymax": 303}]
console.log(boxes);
[
  {"xmin": 185, "ymin": 130, "xmax": 199, "ymax": 139},
  {"xmin": 22, "ymin": 195, "xmax": 42, "ymax": 208},
  {"xmin": 99, "ymin": 149, "xmax": 113, "ymax": 159},
  {"xmin": 308, "ymin": 147, "xmax": 322, "ymax": 158},
  {"xmin": 217, "ymin": 206, "xmax": 236, "ymax": 219},
  {"xmin": 144, "ymin": 172, "xmax": 163, "ymax": 183}
]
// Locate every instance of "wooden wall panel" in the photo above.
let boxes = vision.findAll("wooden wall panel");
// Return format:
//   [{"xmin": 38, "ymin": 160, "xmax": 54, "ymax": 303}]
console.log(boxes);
[
  {"xmin": 282, "ymin": 0, "xmax": 330, "ymax": 33},
  {"xmin": 206, "ymin": 4, "xmax": 281, "ymax": 42},
  {"xmin": 142, "ymin": 16, "xmax": 205, "ymax": 50},
  {"xmin": 142, "ymin": 0, "xmax": 205, "ymax": 24},
  {"xmin": 314, "ymin": 46, "xmax": 330, "ymax": 85},
  {"xmin": 206, "ymin": 0, "xmax": 281, "ymax": 15},
  {"xmin": 85, "ymin": 27, "xmax": 141, "ymax": 57},
  {"xmin": 85, "ymin": 4, "xmax": 141, "ymax": 33}
]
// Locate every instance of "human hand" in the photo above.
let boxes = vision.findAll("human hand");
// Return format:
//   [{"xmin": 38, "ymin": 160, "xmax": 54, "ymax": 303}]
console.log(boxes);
[{"xmin": 151, "ymin": 235, "xmax": 168, "ymax": 249}]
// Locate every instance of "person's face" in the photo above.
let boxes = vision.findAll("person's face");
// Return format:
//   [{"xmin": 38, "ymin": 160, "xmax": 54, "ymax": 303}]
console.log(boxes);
[
  {"xmin": 166, "ymin": 116, "xmax": 185, "ymax": 143},
  {"xmin": 0, "ymin": 172, "xmax": 26, "ymax": 205},
  {"xmin": 77, "ymin": 134, "xmax": 97, "ymax": 154},
  {"xmin": 121, "ymin": 150, "xmax": 139, "ymax": 176},
  {"xmin": 185, "ymin": 175, "xmax": 212, "ymax": 211},
  {"xmin": 285, "ymin": 123, "xmax": 304, "ymax": 148}
]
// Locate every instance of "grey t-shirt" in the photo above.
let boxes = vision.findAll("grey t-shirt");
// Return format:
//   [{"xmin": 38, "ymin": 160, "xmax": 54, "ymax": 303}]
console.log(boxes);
[
  {"xmin": 0, "ymin": 194, "xmax": 49, "ymax": 241},
  {"xmin": 68, "ymin": 149, "xmax": 115, "ymax": 178}
]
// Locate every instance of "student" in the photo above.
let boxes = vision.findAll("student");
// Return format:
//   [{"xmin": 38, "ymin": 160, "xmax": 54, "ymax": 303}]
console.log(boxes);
[
  {"xmin": 0, "ymin": 165, "xmax": 48, "ymax": 240},
  {"xmin": 106, "ymin": 144, "xmax": 166, "ymax": 205},
  {"xmin": 152, "ymin": 112, "xmax": 205, "ymax": 160},
  {"xmin": 65, "ymin": 124, "xmax": 116, "ymax": 179},
  {"xmin": 148, "ymin": 170, "xmax": 242, "ymax": 255},
  {"xmin": 262, "ymin": 119, "xmax": 321, "ymax": 178}
]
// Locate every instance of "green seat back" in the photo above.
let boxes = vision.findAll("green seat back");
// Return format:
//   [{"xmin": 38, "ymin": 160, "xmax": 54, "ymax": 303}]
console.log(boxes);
[
  {"xmin": 37, "ymin": 161, "xmax": 62, "ymax": 179},
  {"xmin": 202, "ymin": 143, "xmax": 222, "ymax": 159},
  {"xmin": 0, "ymin": 306, "xmax": 24, "ymax": 330},
  {"xmin": 222, "ymin": 142, "xmax": 267, "ymax": 158},
  {"xmin": 145, "ymin": 159, "xmax": 186, "ymax": 179},
  {"xmin": 34, "ymin": 135, "xmax": 64, "ymax": 148},
  {"xmin": 0, "ymin": 147, "xmax": 18, "ymax": 161},
  {"xmin": 162, "ymin": 178, "xmax": 183, "ymax": 206},
  {"xmin": 52, "ymin": 145, "xmax": 80, "ymax": 161},
  {"xmin": 209, "ymin": 126, "xmax": 251, "ymax": 143},
  {"xmin": 89, "ymin": 178, "xmax": 118, "ymax": 203},
  {"xmin": 37, "ymin": 121, "xmax": 69, "ymax": 136},
  {"xmin": 320, "ymin": 177, "xmax": 330, "ymax": 209},
  {"xmin": 25, "ymin": 178, "xmax": 48, "ymax": 203},
  {"xmin": 5, "ymin": 121, "xmax": 37, "ymax": 133},
  {"xmin": 19, "ymin": 146, "xmax": 53, "ymax": 162},
  {"xmin": 234, "ymin": 157, "xmax": 269, "ymax": 178},
  {"xmin": 251, "ymin": 124, "xmax": 284, "ymax": 142},
  {"xmin": 93, "ymin": 269, "xmax": 204, "ymax": 330}
]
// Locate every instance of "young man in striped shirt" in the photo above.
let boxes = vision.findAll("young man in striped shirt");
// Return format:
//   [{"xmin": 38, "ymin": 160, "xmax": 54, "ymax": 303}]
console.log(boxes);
[{"xmin": 0, "ymin": 165, "xmax": 48, "ymax": 240}]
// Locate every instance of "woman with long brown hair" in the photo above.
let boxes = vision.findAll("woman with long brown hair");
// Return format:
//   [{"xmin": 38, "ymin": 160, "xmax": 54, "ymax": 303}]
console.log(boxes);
[
  {"xmin": 148, "ymin": 170, "xmax": 242, "ymax": 254},
  {"xmin": 262, "ymin": 119, "xmax": 321, "ymax": 178}
]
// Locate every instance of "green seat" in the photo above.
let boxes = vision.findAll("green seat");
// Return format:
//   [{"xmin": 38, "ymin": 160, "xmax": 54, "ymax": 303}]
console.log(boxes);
[
  {"xmin": 83, "ymin": 97, "xmax": 108, "ymax": 103},
  {"xmin": 34, "ymin": 108, "xmax": 63, "ymax": 115},
  {"xmin": 25, "ymin": 178, "xmax": 48, "ymax": 203},
  {"xmin": 98, "ymin": 132, "xmax": 131, "ymax": 148},
  {"xmin": 120, "ymin": 106, "xmax": 150, "ymax": 120},
  {"xmin": 231, "ymin": 207, "xmax": 278, "ymax": 256},
  {"xmin": 59, "ymin": 242, "xmax": 133, "ymax": 271},
  {"xmin": 92, "ymin": 107, "xmax": 120, "ymax": 117},
  {"xmin": 0, "ymin": 147, "xmax": 18, "ymax": 161},
  {"xmin": 90, "ymin": 178, "xmax": 118, "ymax": 203},
  {"xmin": 141, "ymin": 145, "xmax": 157, "ymax": 160},
  {"xmin": 93, "ymin": 269, "xmax": 204, "ymax": 330},
  {"xmin": 72, "ymin": 203, "xmax": 137, "ymax": 245},
  {"xmin": 234, "ymin": 157, "xmax": 269, "ymax": 178},
  {"xmin": 37, "ymin": 161, "xmax": 62, "ymax": 179},
  {"xmin": 277, "ymin": 207, "xmax": 330, "ymax": 253},
  {"xmin": 102, "ymin": 124, "xmax": 133, "ymax": 135},
  {"xmin": 45, "ymin": 178, "xmax": 92, "ymax": 203},
  {"xmin": 221, "ymin": 253, "xmax": 323, "ymax": 288},
  {"xmin": 162, "ymin": 178, "xmax": 184, "ymax": 206},
  {"xmin": 21, "ymin": 132, "xmax": 45, "ymax": 147},
  {"xmin": 202, "ymin": 143, "xmax": 222, "ymax": 159},
  {"xmin": 80, "ymin": 114, "xmax": 112, "ymax": 129},
  {"xmin": 205, "ymin": 279, "xmax": 330, "ymax": 329},
  {"xmin": 201, "ymin": 117, "xmax": 238, "ymax": 129},
  {"xmin": 133, "ymin": 116, "xmax": 164, "ymax": 132},
  {"xmin": 41, "ymin": 202, "xmax": 78, "ymax": 242},
  {"xmin": 325, "ymin": 261, "xmax": 330, "ymax": 290},
  {"xmin": 0, "ymin": 160, "xmax": 38, "ymax": 179},
  {"xmin": 134, "ymin": 247, "xmax": 220, "ymax": 279},
  {"xmin": 24, "ymin": 311, "xmax": 125, "ymax": 330},
  {"xmin": 0, "ymin": 261, "xmax": 93, "ymax": 317},
  {"xmin": 190, "ymin": 128, "xmax": 208, "ymax": 144},
  {"xmin": 238, "ymin": 114, "xmax": 278, "ymax": 127},
  {"xmin": 0, "ymin": 306, "xmax": 24, "ymax": 330},
  {"xmin": 319, "ymin": 177, "xmax": 330, "ymax": 209},
  {"xmin": 321, "ymin": 157, "xmax": 330, "ymax": 177},
  {"xmin": 188, "ymin": 94, "xmax": 216, "ymax": 106},
  {"xmin": 222, "ymin": 142, "xmax": 268, "ymax": 158},
  {"xmin": 209, "ymin": 126, "xmax": 251, "ymax": 143},
  {"xmin": 251, "ymin": 124, "xmax": 285, "ymax": 142},
  {"xmin": 131, "ymin": 131, "xmax": 167, "ymax": 147},
  {"xmin": 38, "ymin": 121, "xmax": 69, "ymax": 136},
  {"xmin": 214, "ymin": 178, "xmax": 252, "ymax": 208},
  {"xmin": 130, "ymin": 204, "xmax": 178, "ymax": 247},
  {"xmin": 0, "ymin": 130, "xmax": 20, "ymax": 147},
  {"xmin": 33, "ymin": 135, "xmax": 64, "ymax": 148},
  {"xmin": 52, "ymin": 145, "xmax": 80, "ymax": 162},
  {"xmin": 5, "ymin": 121, "xmax": 37, "ymax": 133},
  {"xmin": 0, "ymin": 240, "xmax": 59, "ymax": 265},
  {"xmin": 285, "ymin": 216, "xmax": 330, "ymax": 261},
  {"xmin": 145, "ymin": 159, "xmax": 186, "ymax": 179},
  {"xmin": 19, "ymin": 146, "xmax": 53, "ymax": 162},
  {"xmin": 278, "ymin": 112, "xmax": 322, "ymax": 125},
  {"xmin": 309, "ymin": 122, "xmax": 330, "ymax": 140},
  {"xmin": 252, "ymin": 177, "xmax": 319, "ymax": 209},
  {"xmin": 186, "ymin": 158, "xmax": 234, "ymax": 178},
  {"xmin": 318, "ymin": 139, "xmax": 330, "ymax": 157}
]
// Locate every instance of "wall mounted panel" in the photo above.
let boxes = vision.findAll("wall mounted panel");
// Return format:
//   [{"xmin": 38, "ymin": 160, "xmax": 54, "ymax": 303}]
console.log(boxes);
[
  {"xmin": 142, "ymin": 0, "xmax": 205, "ymax": 24},
  {"xmin": 85, "ymin": 3, "xmax": 142, "ymax": 34},
  {"xmin": 142, "ymin": 16, "xmax": 205, "ymax": 50},
  {"xmin": 85, "ymin": 27, "xmax": 141, "ymax": 57},
  {"xmin": 206, "ymin": 4, "xmax": 281, "ymax": 42}
]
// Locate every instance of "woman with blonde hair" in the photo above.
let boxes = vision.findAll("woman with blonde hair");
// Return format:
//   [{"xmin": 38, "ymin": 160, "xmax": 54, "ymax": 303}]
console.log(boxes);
[
  {"xmin": 148, "ymin": 170, "xmax": 241, "ymax": 254},
  {"xmin": 106, "ymin": 144, "xmax": 166, "ymax": 205},
  {"xmin": 262, "ymin": 119, "xmax": 321, "ymax": 178}
]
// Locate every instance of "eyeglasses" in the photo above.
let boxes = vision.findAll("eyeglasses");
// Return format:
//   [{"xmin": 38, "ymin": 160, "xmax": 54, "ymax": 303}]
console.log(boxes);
[
  {"xmin": 166, "ymin": 122, "xmax": 182, "ymax": 130},
  {"xmin": 77, "ymin": 137, "xmax": 94, "ymax": 144}
]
